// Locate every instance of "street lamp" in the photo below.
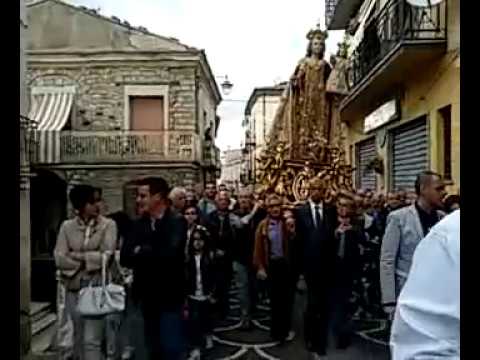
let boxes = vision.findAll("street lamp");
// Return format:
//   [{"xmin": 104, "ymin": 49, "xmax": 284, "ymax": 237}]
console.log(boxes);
[{"xmin": 216, "ymin": 75, "xmax": 233, "ymax": 96}]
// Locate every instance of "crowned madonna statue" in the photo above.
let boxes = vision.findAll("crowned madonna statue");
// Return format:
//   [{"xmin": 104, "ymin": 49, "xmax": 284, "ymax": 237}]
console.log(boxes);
[{"xmin": 257, "ymin": 25, "xmax": 353, "ymax": 203}]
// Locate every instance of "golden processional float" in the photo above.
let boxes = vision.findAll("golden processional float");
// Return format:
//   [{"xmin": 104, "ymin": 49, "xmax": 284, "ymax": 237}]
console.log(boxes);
[{"xmin": 255, "ymin": 26, "xmax": 354, "ymax": 205}]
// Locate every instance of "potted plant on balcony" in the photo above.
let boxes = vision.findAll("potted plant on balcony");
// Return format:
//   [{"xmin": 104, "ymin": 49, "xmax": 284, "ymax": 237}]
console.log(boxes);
[{"xmin": 365, "ymin": 155, "xmax": 384, "ymax": 175}]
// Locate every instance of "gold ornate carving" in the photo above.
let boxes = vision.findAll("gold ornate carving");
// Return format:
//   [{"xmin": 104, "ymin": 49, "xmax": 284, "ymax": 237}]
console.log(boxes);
[{"xmin": 256, "ymin": 26, "xmax": 353, "ymax": 204}]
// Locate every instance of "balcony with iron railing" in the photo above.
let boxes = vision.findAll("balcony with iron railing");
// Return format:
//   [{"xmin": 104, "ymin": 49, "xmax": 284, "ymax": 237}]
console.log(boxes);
[
  {"xmin": 32, "ymin": 130, "xmax": 204, "ymax": 165},
  {"xmin": 203, "ymin": 141, "xmax": 221, "ymax": 168},
  {"xmin": 349, "ymin": 0, "xmax": 447, "ymax": 87},
  {"xmin": 325, "ymin": 0, "xmax": 363, "ymax": 30},
  {"xmin": 325, "ymin": 0, "xmax": 339, "ymax": 29},
  {"xmin": 342, "ymin": 0, "xmax": 448, "ymax": 120}
]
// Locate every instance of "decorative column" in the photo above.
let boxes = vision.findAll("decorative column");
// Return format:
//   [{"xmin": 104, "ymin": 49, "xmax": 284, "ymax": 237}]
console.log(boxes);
[
  {"xmin": 20, "ymin": 123, "xmax": 33, "ymax": 359},
  {"xmin": 20, "ymin": 0, "xmax": 32, "ymax": 357}
]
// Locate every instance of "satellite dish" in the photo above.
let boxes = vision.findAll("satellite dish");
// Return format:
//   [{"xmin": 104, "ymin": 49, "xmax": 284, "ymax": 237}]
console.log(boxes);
[{"xmin": 406, "ymin": 0, "xmax": 443, "ymax": 7}]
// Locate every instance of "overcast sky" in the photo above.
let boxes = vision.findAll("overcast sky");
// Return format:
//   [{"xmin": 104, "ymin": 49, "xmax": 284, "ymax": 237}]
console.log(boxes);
[{"xmin": 70, "ymin": 0, "xmax": 344, "ymax": 152}]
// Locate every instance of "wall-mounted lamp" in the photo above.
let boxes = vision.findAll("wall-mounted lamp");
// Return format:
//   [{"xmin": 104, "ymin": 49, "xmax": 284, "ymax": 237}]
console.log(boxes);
[{"xmin": 216, "ymin": 75, "xmax": 233, "ymax": 96}]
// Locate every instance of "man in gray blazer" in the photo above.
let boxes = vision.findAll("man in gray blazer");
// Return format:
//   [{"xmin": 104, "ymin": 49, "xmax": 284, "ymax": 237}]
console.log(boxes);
[{"xmin": 380, "ymin": 171, "xmax": 446, "ymax": 318}]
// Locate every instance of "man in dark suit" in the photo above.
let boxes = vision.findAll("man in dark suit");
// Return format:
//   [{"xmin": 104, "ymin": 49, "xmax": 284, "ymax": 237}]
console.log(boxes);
[
  {"xmin": 121, "ymin": 177, "xmax": 187, "ymax": 360},
  {"xmin": 206, "ymin": 190, "xmax": 242, "ymax": 319},
  {"xmin": 294, "ymin": 177, "xmax": 338, "ymax": 360}
]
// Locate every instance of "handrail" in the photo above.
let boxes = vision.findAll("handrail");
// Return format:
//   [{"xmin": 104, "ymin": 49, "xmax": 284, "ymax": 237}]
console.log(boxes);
[
  {"xmin": 33, "ymin": 130, "xmax": 204, "ymax": 164},
  {"xmin": 347, "ymin": 0, "xmax": 447, "ymax": 89}
]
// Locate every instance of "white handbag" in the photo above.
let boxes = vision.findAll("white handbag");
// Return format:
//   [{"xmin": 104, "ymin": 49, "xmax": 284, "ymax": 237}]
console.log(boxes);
[{"xmin": 77, "ymin": 252, "xmax": 126, "ymax": 317}]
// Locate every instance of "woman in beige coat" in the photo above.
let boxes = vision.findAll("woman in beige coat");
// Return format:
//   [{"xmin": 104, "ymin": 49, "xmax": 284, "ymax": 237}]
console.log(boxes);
[{"xmin": 54, "ymin": 185, "xmax": 117, "ymax": 360}]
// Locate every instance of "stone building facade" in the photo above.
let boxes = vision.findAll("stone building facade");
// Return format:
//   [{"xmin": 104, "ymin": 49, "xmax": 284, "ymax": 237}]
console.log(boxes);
[
  {"xmin": 242, "ymin": 84, "xmax": 285, "ymax": 185},
  {"xmin": 220, "ymin": 149, "xmax": 243, "ymax": 192},
  {"xmin": 27, "ymin": 0, "xmax": 221, "ymax": 305}
]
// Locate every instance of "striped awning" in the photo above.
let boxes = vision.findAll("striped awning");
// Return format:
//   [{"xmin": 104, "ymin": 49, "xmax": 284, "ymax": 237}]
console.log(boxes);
[
  {"xmin": 29, "ymin": 86, "xmax": 75, "ymax": 130},
  {"xmin": 29, "ymin": 86, "xmax": 75, "ymax": 163}
]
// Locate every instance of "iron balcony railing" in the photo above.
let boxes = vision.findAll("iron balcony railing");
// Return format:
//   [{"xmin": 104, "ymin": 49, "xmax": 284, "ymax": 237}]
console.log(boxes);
[
  {"xmin": 348, "ymin": 0, "xmax": 447, "ymax": 89},
  {"xmin": 325, "ymin": 0, "xmax": 339, "ymax": 28},
  {"xmin": 20, "ymin": 115, "xmax": 39, "ymax": 165},
  {"xmin": 32, "ymin": 130, "xmax": 203, "ymax": 164}
]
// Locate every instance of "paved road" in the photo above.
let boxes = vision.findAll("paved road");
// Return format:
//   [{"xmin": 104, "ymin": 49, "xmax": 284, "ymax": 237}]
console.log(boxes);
[
  {"xmin": 124, "ymin": 287, "xmax": 391, "ymax": 360},
  {"xmin": 37, "ymin": 282, "xmax": 390, "ymax": 360},
  {"xmin": 205, "ymin": 288, "xmax": 390, "ymax": 360}
]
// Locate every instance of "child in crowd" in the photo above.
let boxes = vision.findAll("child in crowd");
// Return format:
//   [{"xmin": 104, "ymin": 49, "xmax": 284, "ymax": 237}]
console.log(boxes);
[
  {"xmin": 186, "ymin": 226, "xmax": 216, "ymax": 360},
  {"xmin": 332, "ymin": 201, "xmax": 363, "ymax": 349}
]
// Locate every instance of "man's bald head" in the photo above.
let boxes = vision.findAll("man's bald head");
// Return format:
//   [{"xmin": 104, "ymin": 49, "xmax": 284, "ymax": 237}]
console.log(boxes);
[
  {"xmin": 238, "ymin": 188, "xmax": 253, "ymax": 211},
  {"xmin": 415, "ymin": 171, "xmax": 446, "ymax": 209},
  {"xmin": 415, "ymin": 172, "xmax": 440, "ymax": 195}
]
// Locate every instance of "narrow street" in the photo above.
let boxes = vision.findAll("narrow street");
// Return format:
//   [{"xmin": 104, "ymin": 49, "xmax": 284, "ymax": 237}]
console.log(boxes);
[
  {"xmin": 20, "ymin": 0, "xmax": 460, "ymax": 358},
  {"xmin": 127, "ymin": 286, "xmax": 390, "ymax": 360},
  {"xmin": 206, "ymin": 288, "xmax": 390, "ymax": 360}
]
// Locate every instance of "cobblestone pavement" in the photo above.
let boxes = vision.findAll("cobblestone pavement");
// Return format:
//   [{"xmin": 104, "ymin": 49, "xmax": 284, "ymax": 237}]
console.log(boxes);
[
  {"xmin": 114, "ymin": 286, "xmax": 391, "ymax": 360},
  {"xmin": 204, "ymin": 288, "xmax": 390, "ymax": 360}
]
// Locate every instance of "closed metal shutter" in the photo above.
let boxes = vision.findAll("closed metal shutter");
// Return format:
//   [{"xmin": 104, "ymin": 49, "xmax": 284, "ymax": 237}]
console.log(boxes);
[
  {"xmin": 356, "ymin": 137, "xmax": 377, "ymax": 190},
  {"xmin": 391, "ymin": 117, "xmax": 428, "ymax": 191}
]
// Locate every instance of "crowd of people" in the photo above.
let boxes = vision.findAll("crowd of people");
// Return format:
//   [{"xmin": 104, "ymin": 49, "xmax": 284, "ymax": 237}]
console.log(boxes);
[{"xmin": 53, "ymin": 171, "xmax": 460, "ymax": 360}]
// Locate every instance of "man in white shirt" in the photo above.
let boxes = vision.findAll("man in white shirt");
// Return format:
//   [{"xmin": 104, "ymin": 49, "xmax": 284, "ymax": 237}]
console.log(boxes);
[{"xmin": 390, "ymin": 210, "xmax": 460, "ymax": 359}]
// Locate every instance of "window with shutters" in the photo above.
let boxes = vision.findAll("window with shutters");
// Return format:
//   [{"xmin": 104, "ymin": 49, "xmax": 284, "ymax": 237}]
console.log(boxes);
[
  {"xmin": 390, "ymin": 117, "xmax": 428, "ymax": 191},
  {"xmin": 123, "ymin": 85, "xmax": 169, "ymax": 131},
  {"xmin": 129, "ymin": 96, "xmax": 164, "ymax": 130},
  {"xmin": 355, "ymin": 137, "xmax": 377, "ymax": 190}
]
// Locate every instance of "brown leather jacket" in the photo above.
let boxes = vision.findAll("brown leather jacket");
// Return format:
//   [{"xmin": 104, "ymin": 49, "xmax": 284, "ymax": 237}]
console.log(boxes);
[{"xmin": 253, "ymin": 217, "xmax": 291, "ymax": 272}]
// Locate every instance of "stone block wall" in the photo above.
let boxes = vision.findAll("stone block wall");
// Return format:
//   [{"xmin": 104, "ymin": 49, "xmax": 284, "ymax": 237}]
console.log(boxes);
[
  {"xmin": 27, "ymin": 62, "xmax": 202, "ymax": 132},
  {"xmin": 59, "ymin": 166, "xmax": 202, "ymax": 215}
]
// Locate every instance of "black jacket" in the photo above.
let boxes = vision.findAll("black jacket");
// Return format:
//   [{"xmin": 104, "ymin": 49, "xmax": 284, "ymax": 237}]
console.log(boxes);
[
  {"xmin": 332, "ymin": 228, "xmax": 363, "ymax": 287},
  {"xmin": 120, "ymin": 209, "xmax": 187, "ymax": 309},
  {"xmin": 186, "ymin": 253, "xmax": 216, "ymax": 298},
  {"xmin": 294, "ymin": 202, "xmax": 338, "ymax": 280},
  {"xmin": 232, "ymin": 208, "xmax": 267, "ymax": 265},
  {"xmin": 206, "ymin": 210, "xmax": 238, "ymax": 260}
]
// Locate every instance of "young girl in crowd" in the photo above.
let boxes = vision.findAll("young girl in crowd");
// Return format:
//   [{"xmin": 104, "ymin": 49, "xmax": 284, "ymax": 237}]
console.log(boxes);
[
  {"xmin": 331, "ymin": 200, "xmax": 363, "ymax": 349},
  {"xmin": 186, "ymin": 226, "xmax": 216, "ymax": 360},
  {"xmin": 184, "ymin": 205, "xmax": 203, "ymax": 261}
]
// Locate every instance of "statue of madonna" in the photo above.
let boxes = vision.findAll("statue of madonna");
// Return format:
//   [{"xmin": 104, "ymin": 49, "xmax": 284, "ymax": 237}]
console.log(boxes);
[{"xmin": 270, "ymin": 25, "xmax": 334, "ymax": 159}]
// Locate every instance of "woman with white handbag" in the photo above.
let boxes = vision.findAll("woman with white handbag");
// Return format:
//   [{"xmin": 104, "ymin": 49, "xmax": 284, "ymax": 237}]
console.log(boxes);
[{"xmin": 54, "ymin": 185, "xmax": 122, "ymax": 360}]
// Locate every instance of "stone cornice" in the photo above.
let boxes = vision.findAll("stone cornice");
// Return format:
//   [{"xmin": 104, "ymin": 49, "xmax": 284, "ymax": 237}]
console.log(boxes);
[
  {"xmin": 34, "ymin": 162, "xmax": 203, "ymax": 170},
  {"xmin": 27, "ymin": 49, "xmax": 202, "ymax": 62}
]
